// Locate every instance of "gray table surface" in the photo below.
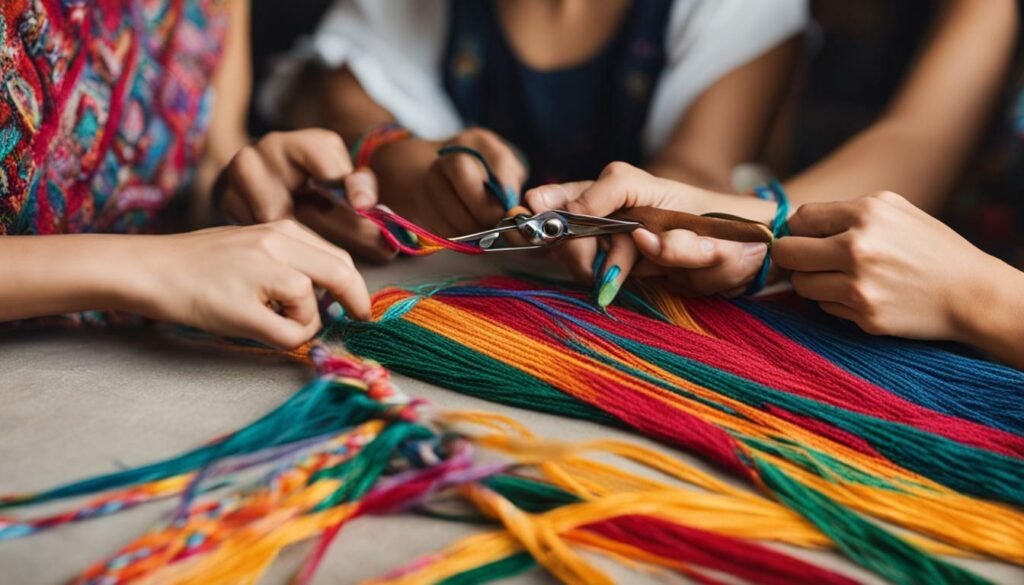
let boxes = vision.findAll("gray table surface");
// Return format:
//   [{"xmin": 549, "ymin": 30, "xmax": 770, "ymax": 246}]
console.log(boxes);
[{"xmin": 1, "ymin": 253, "xmax": 1020, "ymax": 584}]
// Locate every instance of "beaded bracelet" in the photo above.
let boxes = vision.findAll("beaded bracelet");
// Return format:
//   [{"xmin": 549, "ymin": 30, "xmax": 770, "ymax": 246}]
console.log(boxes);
[
  {"xmin": 745, "ymin": 180, "xmax": 790, "ymax": 295},
  {"xmin": 349, "ymin": 123, "xmax": 413, "ymax": 168}
]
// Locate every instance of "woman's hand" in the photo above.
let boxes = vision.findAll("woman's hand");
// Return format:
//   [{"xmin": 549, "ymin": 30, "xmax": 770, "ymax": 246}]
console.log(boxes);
[
  {"xmin": 128, "ymin": 221, "xmax": 371, "ymax": 348},
  {"xmin": 371, "ymin": 128, "xmax": 527, "ymax": 237},
  {"xmin": 217, "ymin": 129, "xmax": 394, "ymax": 262},
  {"xmin": 772, "ymin": 191, "xmax": 1010, "ymax": 341},
  {"xmin": 526, "ymin": 163, "xmax": 773, "ymax": 303}
]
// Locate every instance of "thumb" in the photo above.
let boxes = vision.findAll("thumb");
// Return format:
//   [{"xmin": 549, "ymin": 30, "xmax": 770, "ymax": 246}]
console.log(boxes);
[
  {"xmin": 279, "ymin": 129, "xmax": 354, "ymax": 188},
  {"xmin": 344, "ymin": 167, "xmax": 378, "ymax": 209},
  {"xmin": 525, "ymin": 181, "xmax": 593, "ymax": 213},
  {"xmin": 633, "ymin": 228, "xmax": 735, "ymax": 269}
]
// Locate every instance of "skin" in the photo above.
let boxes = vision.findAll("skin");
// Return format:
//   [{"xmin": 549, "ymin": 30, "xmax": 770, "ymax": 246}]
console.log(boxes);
[
  {"xmin": 773, "ymin": 192, "xmax": 1024, "ymax": 370},
  {"xmin": 292, "ymin": 0, "xmax": 798, "ymax": 238},
  {"xmin": 528, "ymin": 164, "xmax": 776, "ymax": 297},
  {"xmin": 0, "ymin": 0, "xmax": 377, "ymax": 348},
  {"xmin": 530, "ymin": 0, "xmax": 1019, "ymax": 298}
]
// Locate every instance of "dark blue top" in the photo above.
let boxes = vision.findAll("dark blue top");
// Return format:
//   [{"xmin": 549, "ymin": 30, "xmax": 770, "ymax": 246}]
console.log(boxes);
[{"xmin": 443, "ymin": 0, "xmax": 673, "ymax": 186}]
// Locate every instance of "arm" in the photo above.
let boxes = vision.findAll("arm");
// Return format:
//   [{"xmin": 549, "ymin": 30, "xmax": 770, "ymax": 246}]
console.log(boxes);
[
  {"xmin": 192, "ymin": 0, "xmax": 253, "ymax": 223},
  {"xmin": 648, "ymin": 38, "xmax": 801, "ymax": 190},
  {"xmin": 960, "ymin": 263, "xmax": 1024, "ymax": 370},
  {"xmin": 783, "ymin": 0, "xmax": 1019, "ymax": 210},
  {"xmin": 0, "ymin": 224, "xmax": 371, "ymax": 348}
]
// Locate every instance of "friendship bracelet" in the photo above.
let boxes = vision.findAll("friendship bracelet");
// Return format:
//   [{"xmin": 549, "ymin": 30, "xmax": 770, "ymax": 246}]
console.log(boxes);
[
  {"xmin": 745, "ymin": 180, "xmax": 790, "ymax": 295},
  {"xmin": 350, "ymin": 123, "xmax": 413, "ymax": 168}
]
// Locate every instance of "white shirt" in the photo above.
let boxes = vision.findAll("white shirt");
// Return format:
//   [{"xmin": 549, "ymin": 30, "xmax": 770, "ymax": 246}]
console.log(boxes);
[{"xmin": 262, "ymin": 0, "xmax": 808, "ymax": 156}]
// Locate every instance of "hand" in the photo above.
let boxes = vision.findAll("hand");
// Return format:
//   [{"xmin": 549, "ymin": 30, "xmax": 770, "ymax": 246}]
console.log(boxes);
[
  {"xmin": 772, "ymin": 191, "xmax": 998, "ymax": 340},
  {"xmin": 127, "ymin": 220, "xmax": 371, "ymax": 349},
  {"xmin": 526, "ymin": 163, "xmax": 771, "ymax": 303},
  {"xmin": 371, "ymin": 128, "xmax": 527, "ymax": 237},
  {"xmin": 218, "ymin": 129, "xmax": 394, "ymax": 262}
]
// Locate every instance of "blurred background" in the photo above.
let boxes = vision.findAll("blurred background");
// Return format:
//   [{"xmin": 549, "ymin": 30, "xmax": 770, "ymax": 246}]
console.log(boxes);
[{"xmin": 248, "ymin": 0, "xmax": 941, "ymax": 174}]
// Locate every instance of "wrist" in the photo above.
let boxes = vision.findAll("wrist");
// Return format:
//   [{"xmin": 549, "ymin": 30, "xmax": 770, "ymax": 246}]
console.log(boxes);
[
  {"xmin": 951, "ymin": 256, "xmax": 1024, "ymax": 353},
  {"xmin": 87, "ymin": 236, "xmax": 168, "ymax": 317},
  {"xmin": 350, "ymin": 123, "xmax": 414, "ymax": 168}
]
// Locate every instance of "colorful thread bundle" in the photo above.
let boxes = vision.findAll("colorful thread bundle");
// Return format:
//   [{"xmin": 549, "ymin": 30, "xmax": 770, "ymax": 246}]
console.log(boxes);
[
  {"xmin": 358, "ymin": 206, "xmax": 487, "ymax": 256},
  {"xmin": 329, "ymin": 276, "xmax": 1024, "ymax": 583},
  {"xmin": 3, "ymin": 205, "xmax": 1023, "ymax": 583},
  {"xmin": 1, "ymin": 345, "xmax": 893, "ymax": 585}
]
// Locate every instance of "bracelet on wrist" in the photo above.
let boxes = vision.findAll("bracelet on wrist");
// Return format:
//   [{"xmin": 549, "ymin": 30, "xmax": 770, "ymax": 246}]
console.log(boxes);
[{"xmin": 350, "ymin": 123, "xmax": 413, "ymax": 168}]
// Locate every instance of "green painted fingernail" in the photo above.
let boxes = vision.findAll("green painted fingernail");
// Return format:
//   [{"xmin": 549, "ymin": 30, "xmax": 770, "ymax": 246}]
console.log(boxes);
[{"xmin": 596, "ymin": 264, "xmax": 622, "ymax": 308}]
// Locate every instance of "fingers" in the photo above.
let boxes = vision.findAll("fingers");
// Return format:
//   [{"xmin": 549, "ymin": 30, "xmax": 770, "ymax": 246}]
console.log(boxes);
[
  {"xmin": 437, "ymin": 153, "xmax": 504, "ymax": 226},
  {"xmin": 818, "ymin": 301, "xmax": 860, "ymax": 325},
  {"xmin": 448, "ymin": 128, "xmax": 527, "ymax": 208},
  {"xmin": 267, "ymin": 271, "xmax": 321, "ymax": 330},
  {"xmin": 633, "ymin": 228, "xmax": 724, "ymax": 269},
  {"xmin": 263, "ymin": 221, "xmax": 372, "ymax": 320},
  {"xmin": 633, "ymin": 228, "xmax": 766, "ymax": 296},
  {"xmin": 344, "ymin": 167, "xmax": 378, "ymax": 209},
  {"xmin": 785, "ymin": 200, "xmax": 867, "ymax": 238},
  {"xmin": 772, "ymin": 235, "xmax": 851, "ymax": 273},
  {"xmin": 593, "ymin": 234, "xmax": 639, "ymax": 307},
  {"xmin": 473, "ymin": 138, "xmax": 527, "ymax": 208},
  {"xmin": 525, "ymin": 181, "xmax": 593, "ymax": 213},
  {"xmin": 790, "ymin": 271, "xmax": 855, "ymax": 306},
  {"xmin": 219, "ymin": 130, "xmax": 355, "ymax": 225},
  {"xmin": 563, "ymin": 162, "xmax": 671, "ymax": 218},
  {"xmin": 222, "ymin": 146, "xmax": 292, "ymax": 223},
  {"xmin": 274, "ymin": 129, "xmax": 353, "ymax": 184},
  {"xmin": 246, "ymin": 304, "xmax": 322, "ymax": 350},
  {"xmin": 424, "ymin": 169, "xmax": 480, "ymax": 236}
]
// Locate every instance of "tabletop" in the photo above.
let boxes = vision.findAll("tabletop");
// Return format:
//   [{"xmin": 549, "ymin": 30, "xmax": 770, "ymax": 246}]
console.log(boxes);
[{"xmin": 1, "ymin": 253, "xmax": 1020, "ymax": 584}]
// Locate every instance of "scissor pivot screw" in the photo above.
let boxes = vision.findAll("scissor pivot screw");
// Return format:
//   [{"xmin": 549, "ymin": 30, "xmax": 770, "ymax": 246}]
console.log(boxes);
[{"xmin": 542, "ymin": 218, "xmax": 564, "ymax": 238}]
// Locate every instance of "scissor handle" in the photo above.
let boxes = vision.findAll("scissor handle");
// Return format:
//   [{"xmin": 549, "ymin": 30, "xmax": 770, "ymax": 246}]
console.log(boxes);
[{"xmin": 610, "ymin": 207, "xmax": 773, "ymax": 244}]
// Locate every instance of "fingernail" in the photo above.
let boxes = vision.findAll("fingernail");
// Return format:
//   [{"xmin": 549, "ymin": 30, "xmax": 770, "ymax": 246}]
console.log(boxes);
[
  {"xmin": 504, "ymin": 185, "xmax": 520, "ymax": 210},
  {"xmin": 595, "ymin": 264, "xmax": 622, "ymax": 308},
  {"xmin": 349, "ymin": 190, "xmax": 373, "ymax": 209},
  {"xmin": 700, "ymin": 238, "xmax": 716, "ymax": 255},
  {"xmin": 743, "ymin": 242, "xmax": 767, "ymax": 260},
  {"xmin": 632, "ymin": 229, "xmax": 660, "ymax": 255}
]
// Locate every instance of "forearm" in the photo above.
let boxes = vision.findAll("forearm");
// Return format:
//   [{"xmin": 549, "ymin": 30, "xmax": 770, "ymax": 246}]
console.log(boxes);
[
  {"xmin": 0, "ymin": 236, "xmax": 148, "ymax": 321},
  {"xmin": 648, "ymin": 37, "xmax": 801, "ymax": 192},
  {"xmin": 195, "ymin": 0, "xmax": 252, "ymax": 223},
  {"xmin": 291, "ymin": 66, "xmax": 396, "ymax": 145},
  {"xmin": 784, "ymin": 0, "xmax": 1019, "ymax": 211},
  {"xmin": 955, "ymin": 260, "xmax": 1024, "ymax": 370}
]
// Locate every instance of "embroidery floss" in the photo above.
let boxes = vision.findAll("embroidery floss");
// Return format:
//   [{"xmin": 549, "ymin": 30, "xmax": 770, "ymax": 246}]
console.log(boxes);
[
  {"xmin": 331, "ymin": 276, "xmax": 1024, "ymax": 582},
  {"xmin": 3, "ymin": 210, "xmax": 1022, "ymax": 585},
  {"xmin": 1, "ymin": 346, "xmax": 881, "ymax": 585}
]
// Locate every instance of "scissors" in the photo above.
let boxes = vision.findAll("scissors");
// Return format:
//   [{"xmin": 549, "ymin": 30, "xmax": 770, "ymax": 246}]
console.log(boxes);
[
  {"xmin": 450, "ymin": 207, "xmax": 775, "ymax": 252},
  {"xmin": 450, "ymin": 210, "xmax": 642, "ymax": 251}
]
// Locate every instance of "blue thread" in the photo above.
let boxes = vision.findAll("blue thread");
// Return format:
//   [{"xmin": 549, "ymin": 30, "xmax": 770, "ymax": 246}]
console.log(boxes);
[
  {"xmin": 745, "ymin": 181, "xmax": 790, "ymax": 295},
  {"xmin": 0, "ymin": 524, "xmax": 33, "ymax": 540},
  {"xmin": 739, "ymin": 298, "xmax": 1024, "ymax": 434}
]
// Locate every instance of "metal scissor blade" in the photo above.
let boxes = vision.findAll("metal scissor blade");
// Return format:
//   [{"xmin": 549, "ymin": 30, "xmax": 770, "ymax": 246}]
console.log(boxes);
[
  {"xmin": 449, "ymin": 221, "xmax": 544, "ymax": 252},
  {"xmin": 557, "ymin": 211, "xmax": 643, "ymax": 239}
]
